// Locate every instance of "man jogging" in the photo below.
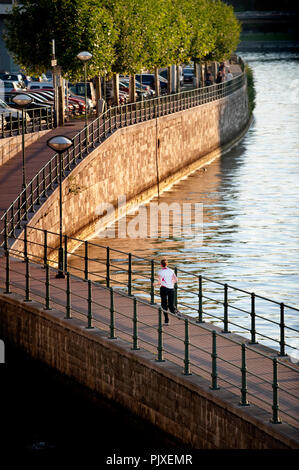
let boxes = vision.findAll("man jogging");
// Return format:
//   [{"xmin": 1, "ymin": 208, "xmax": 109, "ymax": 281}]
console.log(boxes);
[{"xmin": 155, "ymin": 259, "xmax": 178, "ymax": 324}]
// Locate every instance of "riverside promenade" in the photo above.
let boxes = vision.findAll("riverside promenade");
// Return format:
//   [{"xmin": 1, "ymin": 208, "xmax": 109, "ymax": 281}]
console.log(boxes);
[{"xmin": 0, "ymin": 74, "xmax": 298, "ymax": 448}]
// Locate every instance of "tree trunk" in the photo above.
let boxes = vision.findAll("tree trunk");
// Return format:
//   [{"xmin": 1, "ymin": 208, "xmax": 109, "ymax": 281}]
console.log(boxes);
[
  {"xmin": 176, "ymin": 65, "xmax": 180, "ymax": 93},
  {"xmin": 200, "ymin": 63, "xmax": 205, "ymax": 87},
  {"xmin": 154, "ymin": 67, "xmax": 160, "ymax": 97},
  {"xmin": 129, "ymin": 74, "xmax": 136, "ymax": 103},
  {"xmin": 113, "ymin": 73, "xmax": 119, "ymax": 106},
  {"xmin": 58, "ymin": 75, "xmax": 65, "ymax": 126},
  {"xmin": 194, "ymin": 62, "xmax": 200, "ymax": 88},
  {"xmin": 167, "ymin": 66, "xmax": 172, "ymax": 95}
]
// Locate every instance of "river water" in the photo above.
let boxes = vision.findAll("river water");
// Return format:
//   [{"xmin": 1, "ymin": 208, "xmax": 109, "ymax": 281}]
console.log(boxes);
[{"xmin": 69, "ymin": 52, "xmax": 299, "ymax": 354}]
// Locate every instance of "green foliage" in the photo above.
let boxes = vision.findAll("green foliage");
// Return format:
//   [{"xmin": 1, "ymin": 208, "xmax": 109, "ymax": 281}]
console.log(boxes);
[
  {"xmin": 245, "ymin": 64, "xmax": 256, "ymax": 115},
  {"xmin": 4, "ymin": 0, "xmax": 241, "ymax": 79},
  {"xmin": 4, "ymin": 0, "xmax": 117, "ymax": 81}
]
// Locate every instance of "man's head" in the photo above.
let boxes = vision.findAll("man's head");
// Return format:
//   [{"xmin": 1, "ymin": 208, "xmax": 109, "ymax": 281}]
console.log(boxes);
[{"xmin": 161, "ymin": 259, "xmax": 168, "ymax": 268}]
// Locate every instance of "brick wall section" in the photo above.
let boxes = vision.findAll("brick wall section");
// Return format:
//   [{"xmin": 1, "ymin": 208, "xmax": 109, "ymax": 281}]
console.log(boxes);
[
  {"xmin": 13, "ymin": 85, "xmax": 249, "ymax": 260},
  {"xmin": 0, "ymin": 129, "xmax": 52, "ymax": 167},
  {"xmin": 0, "ymin": 292, "xmax": 297, "ymax": 449}
]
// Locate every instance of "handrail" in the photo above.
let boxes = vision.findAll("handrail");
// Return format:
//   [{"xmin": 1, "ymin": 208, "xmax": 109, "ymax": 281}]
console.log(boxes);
[
  {"xmin": 3, "ymin": 224, "xmax": 299, "ymax": 361},
  {"xmin": 0, "ymin": 106, "xmax": 54, "ymax": 138},
  {"xmin": 1, "ymin": 246, "xmax": 298, "ymax": 428}
]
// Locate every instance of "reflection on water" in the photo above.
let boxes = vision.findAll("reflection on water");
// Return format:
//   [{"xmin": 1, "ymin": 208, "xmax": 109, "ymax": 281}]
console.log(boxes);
[{"xmin": 69, "ymin": 52, "xmax": 299, "ymax": 352}]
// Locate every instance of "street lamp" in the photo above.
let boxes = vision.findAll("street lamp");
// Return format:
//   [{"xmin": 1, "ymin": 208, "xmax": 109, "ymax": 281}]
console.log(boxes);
[
  {"xmin": 76, "ymin": 51, "xmax": 92, "ymax": 133},
  {"xmin": 47, "ymin": 135, "xmax": 73, "ymax": 278},
  {"xmin": 12, "ymin": 93, "xmax": 32, "ymax": 191}
]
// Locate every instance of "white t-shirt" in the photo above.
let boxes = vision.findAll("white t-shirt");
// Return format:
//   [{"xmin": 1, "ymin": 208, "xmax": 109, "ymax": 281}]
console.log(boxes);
[{"xmin": 158, "ymin": 267, "xmax": 175, "ymax": 289}]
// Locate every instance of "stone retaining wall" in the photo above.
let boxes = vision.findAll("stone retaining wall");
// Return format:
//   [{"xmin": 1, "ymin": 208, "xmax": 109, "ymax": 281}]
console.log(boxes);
[{"xmin": 0, "ymin": 129, "xmax": 52, "ymax": 167}]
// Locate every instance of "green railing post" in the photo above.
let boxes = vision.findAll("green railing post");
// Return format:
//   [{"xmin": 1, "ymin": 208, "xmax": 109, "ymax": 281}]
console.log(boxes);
[
  {"xmin": 150, "ymin": 260, "xmax": 155, "ymax": 304},
  {"xmin": 184, "ymin": 319, "xmax": 191, "ymax": 375},
  {"xmin": 128, "ymin": 253, "xmax": 132, "ymax": 296},
  {"xmin": 240, "ymin": 344, "xmax": 249, "ymax": 406},
  {"xmin": 106, "ymin": 246, "xmax": 110, "ymax": 288},
  {"xmin": 84, "ymin": 240, "xmax": 88, "ymax": 280},
  {"xmin": 45, "ymin": 264, "xmax": 51, "ymax": 310},
  {"xmin": 109, "ymin": 287, "xmax": 116, "ymax": 339},
  {"xmin": 210, "ymin": 330, "xmax": 220, "ymax": 390},
  {"xmin": 156, "ymin": 307, "xmax": 165, "ymax": 362},
  {"xmin": 197, "ymin": 275, "xmax": 204, "ymax": 323},
  {"xmin": 86, "ymin": 280, "xmax": 94, "ymax": 329},
  {"xmin": 4, "ymin": 248, "xmax": 11, "ymax": 294},
  {"xmin": 271, "ymin": 358, "xmax": 282, "ymax": 424},
  {"xmin": 24, "ymin": 223, "xmax": 28, "ymax": 261},
  {"xmin": 4, "ymin": 213, "xmax": 8, "ymax": 252},
  {"xmin": 64, "ymin": 235, "xmax": 68, "ymax": 273},
  {"xmin": 249, "ymin": 293, "xmax": 258, "ymax": 344},
  {"xmin": 279, "ymin": 303, "xmax": 287, "ymax": 356},
  {"xmin": 132, "ymin": 297, "xmax": 140, "ymax": 350},
  {"xmin": 222, "ymin": 283, "xmax": 230, "ymax": 333},
  {"xmin": 65, "ymin": 272, "xmax": 71, "ymax": 319},
  {"xmin": 25, "ymin": 256, "xmax": 31, "ymax": 302},
  {"xmin": 43, "ymin": 229, "xmax": 48, "ymax": 267},
  {"xmin": 174, "ymin": 267, "xmax": 178, "ymax": 308}
]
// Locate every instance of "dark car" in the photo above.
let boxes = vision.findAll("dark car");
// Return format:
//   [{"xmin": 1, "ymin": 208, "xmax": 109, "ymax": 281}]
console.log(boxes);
[
  {"xmin": 5, "ymin": 92, "xmax": 53, "ymax": 120},
  {"xmin": 183, "ymin": 68, "xmax": 194, "ymax": 84},
  {"xmin": 135, "ymin": 74, "xmax": 168, "ymax": 93}
]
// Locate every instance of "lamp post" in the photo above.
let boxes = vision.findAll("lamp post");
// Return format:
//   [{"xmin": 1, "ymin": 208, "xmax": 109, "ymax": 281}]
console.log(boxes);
[
  {"xmin": 76, "ymin": 51, "xmax": 92, "ymax": 133},
  {"xmin": 47, "ymin": 135, "xmax": 73, "ymax": 278},
  {"xmin": 12, "ymin": 93, "xmax": 32, "ymax": 191}
]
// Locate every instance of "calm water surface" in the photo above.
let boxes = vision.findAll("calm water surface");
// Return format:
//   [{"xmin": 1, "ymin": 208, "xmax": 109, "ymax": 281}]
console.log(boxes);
[{"xmin": 69, "ymin": 52, "xmax": 299, "ymax": 352}]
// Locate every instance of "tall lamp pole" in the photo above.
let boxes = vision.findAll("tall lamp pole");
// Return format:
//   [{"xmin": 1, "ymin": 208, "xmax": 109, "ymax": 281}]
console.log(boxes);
[
  {"xmin": 76, "ymin": 51, "xmax": 92, "ymax": 142},
  {"xmin": 12, "ymin": 94, "xmax": 32, "ymax": 191},
  {"xmin": 47, "ymin": 135, "xmax": 73, "ymax": 278}
]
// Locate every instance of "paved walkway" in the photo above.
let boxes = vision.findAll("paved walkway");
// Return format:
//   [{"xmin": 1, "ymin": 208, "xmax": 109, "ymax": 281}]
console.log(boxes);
[
  {"xmin": 0, "ymin": 254, "xmax": 298, "ymax": 435},
  {"xmin": 0, "ymin": 119, "xmax": 85, "ymax": 216}
]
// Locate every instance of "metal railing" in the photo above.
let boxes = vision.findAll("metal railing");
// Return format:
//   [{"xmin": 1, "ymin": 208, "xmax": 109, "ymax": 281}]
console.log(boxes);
[
  {"xmin": 0, "ymin": 107, "xmax": 54, "ymax": 138},
  {"xmin": 0, "ymin": 72, "xmax": 246, "ymax": 240},
  {"xmin": 1, "ymin": 242, "xmax": 298, "ymax": 428},
  {"xmin": 4, "ymin": 224, "xmax": 299, "ymax": 359}
]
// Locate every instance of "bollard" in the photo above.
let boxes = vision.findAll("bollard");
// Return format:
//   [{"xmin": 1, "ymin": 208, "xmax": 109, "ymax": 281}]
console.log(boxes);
[
  {"xmin": 86, "ymin": 280, "xmax": 94, "ymax": 329},
  {"xmin": 4, "ymin": 249, "xmax": 11, "ymax": 294},
  {"xmin": 106, "ymin": 246, "xmax": 110, "ymax": 288},
  {"xmin": 109, "ymin": 287, "xmax": 116, "ymax": 339},
  {"xmin": 132, "ymin": 297, "xmax": 140, "ymax": 350},
  {"xmin": 65, "ymin": 272, "xmax": 71, "ymax": 319},
  {"xmin": 249, "ymin": 293, "xmax": 258, "ymax": 344},
  {"xmin": 197, "ymin": 275, "xmax": 204, "ymax": 323},
  {"xmin": 271, "ymin": 358, "xmax": 282, "ymax": 424},
  {"xmin": 222, "ymin": 283, "xmax": 230, "ymax": 333},
  {"xmin": 25, "ymin": 257, "xmax": 31, "ymax": 302},
  {"xmin": 184, "ymin": 319, "xmax": 192, "ymax": 375},
  {"xmin": 84, "ymin": 240, "xmax": 88, "ymax": 280},
  {"xmin": 128, "ymin": 253, "xmax": 132, "ymax": 296},
  {"xmin": 156, "ymin": 308, "xmax": 165, "ymax": 362},
  {"xmin": 150, "ymin": 260, "xmax": 155, "ymax": 304},
  {"xmin": 279, "ymin": 303, "xmax": 287, "ymax": 356},
  {"xmin": 240, "ymin": 344, "xmax": 249, "ymax": 406},
  {"xmin": 210, "ymin": 331, "xmax": 220, "ymax": 390},
  {"xmin": 45, "ymin": 264, "xmax": 51, "ymax": 310}
]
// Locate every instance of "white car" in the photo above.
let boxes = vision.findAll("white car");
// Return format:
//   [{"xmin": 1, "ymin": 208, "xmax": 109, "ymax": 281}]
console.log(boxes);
[
  {"xmin": 27, "ymin": 81, "xmax": 54, "ymax": 90},
  {"xmin": 0, "ymin": 98, "xmax": 30, "ymax": 129}
]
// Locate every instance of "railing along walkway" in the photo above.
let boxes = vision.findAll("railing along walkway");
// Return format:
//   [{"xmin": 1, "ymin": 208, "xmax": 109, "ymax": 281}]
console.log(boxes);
[
  {"xmin": 1, "ymin": 251, "xmax": 298, "ymax": 432},
  {"xmin": 0, "ymin": 73, "xmax": 246, "ymax": 241}
]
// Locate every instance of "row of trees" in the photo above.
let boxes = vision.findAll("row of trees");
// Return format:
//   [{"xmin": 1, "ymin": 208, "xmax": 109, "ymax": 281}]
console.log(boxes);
[{"xmin": 5, "ymin": 0, "xmax": 241, "ymax": 101}]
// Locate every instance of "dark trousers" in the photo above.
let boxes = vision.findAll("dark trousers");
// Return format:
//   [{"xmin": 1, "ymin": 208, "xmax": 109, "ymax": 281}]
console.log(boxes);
[{"xmin": 160, "ymin": 286, "xmax": 175, "ymax": 323}]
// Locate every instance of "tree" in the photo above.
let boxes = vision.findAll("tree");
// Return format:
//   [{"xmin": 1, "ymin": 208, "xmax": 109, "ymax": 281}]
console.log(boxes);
[{"xmin": 4, "ymin": 0, "xmax": 117, "ymax": 81}]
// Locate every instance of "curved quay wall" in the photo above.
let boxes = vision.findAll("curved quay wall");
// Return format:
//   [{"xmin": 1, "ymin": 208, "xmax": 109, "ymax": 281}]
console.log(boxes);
[
  {"xmin": 4, "ymin": 82, "xmax": 293, "ymax": 449},
  {"xmin": 13, "ymin": 82, "xmax": 250, "ymax": 259}
]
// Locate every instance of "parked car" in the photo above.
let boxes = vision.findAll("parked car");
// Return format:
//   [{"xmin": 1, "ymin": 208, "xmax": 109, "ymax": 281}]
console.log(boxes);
[
  {"xmin": 27, "ymin": 81, "xmax": 54, "ymax": 90},
  {"xmin": 135, "ymin": 74, "xmax": 168, "ymax": 93},
  {"xmin": 0, "ymin": 80, "xmax": 24, "ymax": 92},
  {"xmin": 6, "ymin": 92, "xmax": 53, "ymax": 120},
  {"xmin": 119, "ymin": 77, "xmax": 152, "ymax": 98},
  {"xmin": 183, "ymin": 67, "xmax": 194, "ymax": 84},
  {"xmin": 2, "ymin": 73, "xmax": 26, "ymax": 88},
  {"xmin": 0, "ymin": 97, "xmax": 30, "ymax": 130}
]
